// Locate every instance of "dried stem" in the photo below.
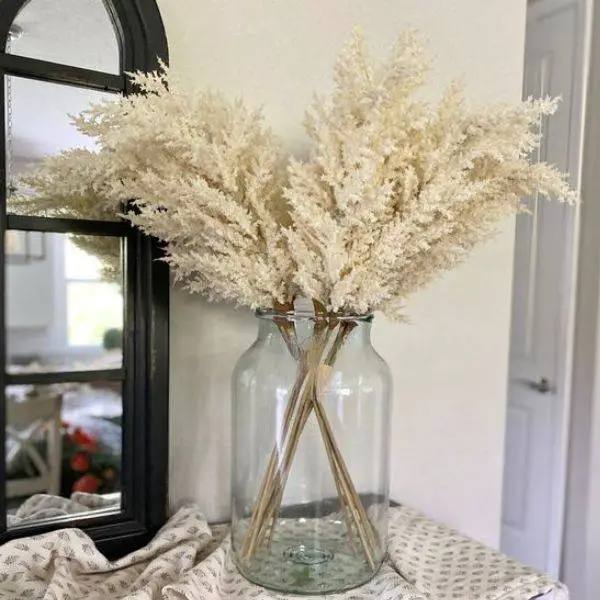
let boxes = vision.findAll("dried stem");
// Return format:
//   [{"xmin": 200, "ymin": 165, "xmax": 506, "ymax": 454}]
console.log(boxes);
[
  {"xmin": 241, "ymin": 324, "xmax": 329, "ymax": 557},
  {"xmin": 314, "ymin": 397, "xmax": 375, "ymax": 568},
  {"xmin": 241, "ymin": 314, "xmax": 380, "ymax": 568},
  {"xmin": 260, "ymin": 322, "xmax": 349, "ymax": 537},
  {"xmin": 242, "ymin": 359, "xmax": 308, "ymax": 553},
  {"xmin": 312, "ymin": 393, "xmax": 379, "ymax": 553}
]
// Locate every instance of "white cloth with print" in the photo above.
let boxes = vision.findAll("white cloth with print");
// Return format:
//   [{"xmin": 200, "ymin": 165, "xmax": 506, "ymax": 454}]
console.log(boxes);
[{"xmin": 0, "ymin": 504, "xmax": 567, "ymax": 600}]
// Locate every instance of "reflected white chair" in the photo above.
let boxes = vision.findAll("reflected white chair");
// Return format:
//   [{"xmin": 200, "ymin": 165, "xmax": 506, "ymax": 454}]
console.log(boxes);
[{"xmin": 6, "ymin": 393, "xmax": 63, "ymax": 499}]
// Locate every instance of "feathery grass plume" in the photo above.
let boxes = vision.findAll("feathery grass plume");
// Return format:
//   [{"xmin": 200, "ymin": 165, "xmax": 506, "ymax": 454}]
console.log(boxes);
[
  {"xmin": 13, "ymin": 31, "xmax": 575, "ymax": 317},
  {"xmin": 13, "ymin": 65, "xmax": 293, "ymax": 307},
  {"xmin": 284, "ymin": 30, "xmax": 575, "ymax": 318}
]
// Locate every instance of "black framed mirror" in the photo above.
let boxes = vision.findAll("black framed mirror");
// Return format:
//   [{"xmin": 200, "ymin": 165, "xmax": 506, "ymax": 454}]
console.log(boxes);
[{"xmin": 0, "ymin": 0, "xmax": 169, "ymax": 558}]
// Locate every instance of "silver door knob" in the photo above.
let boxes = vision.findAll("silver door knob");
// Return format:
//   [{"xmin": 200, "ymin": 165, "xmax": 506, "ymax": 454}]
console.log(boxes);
[{"xmin": 516, "ymin": 377, "xmax": 554, "ymax": 394}]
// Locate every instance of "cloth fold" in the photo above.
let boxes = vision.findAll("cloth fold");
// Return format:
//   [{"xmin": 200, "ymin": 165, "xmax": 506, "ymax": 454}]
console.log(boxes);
[{"xmin": 0, "ymin": 504, "xmax": 567, "ymax": 599}]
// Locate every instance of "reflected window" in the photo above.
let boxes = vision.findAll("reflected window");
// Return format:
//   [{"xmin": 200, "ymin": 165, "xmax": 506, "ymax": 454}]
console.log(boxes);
[
  {"xmin": 5, "ymin": 230, "xmax": 44, "ymax": 263},
  {"xmin": 65, "ymin": 238, "xmax": 123, "ymax": 349},
  {"xmin": 6, "ymin": 233, "xmax": 124, "ymax": 372}
]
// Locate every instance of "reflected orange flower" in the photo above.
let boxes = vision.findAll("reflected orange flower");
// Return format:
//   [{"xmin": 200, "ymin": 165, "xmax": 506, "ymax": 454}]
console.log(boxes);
[
  {"xmin": 70, "ymin": 451, "xmax": 90, "ymax": 472},
  {"xmin": 73, "ymin": 474, "xmax": 100, "ymax": 494},
  {"xmin": 70, "ymin": 427, "xmax": 98, "ymax": 451}
]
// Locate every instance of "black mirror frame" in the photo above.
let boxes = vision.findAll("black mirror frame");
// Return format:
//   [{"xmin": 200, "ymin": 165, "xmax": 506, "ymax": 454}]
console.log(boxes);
[{"xmin": 0, "ymin": 0, "xmax": 170, "ymax": 559}]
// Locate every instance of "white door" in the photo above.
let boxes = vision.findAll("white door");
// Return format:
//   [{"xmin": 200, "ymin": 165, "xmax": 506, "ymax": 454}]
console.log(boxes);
[{"xmin": 501, "ymin": 0, "xmax": 585, "ymax": 575}]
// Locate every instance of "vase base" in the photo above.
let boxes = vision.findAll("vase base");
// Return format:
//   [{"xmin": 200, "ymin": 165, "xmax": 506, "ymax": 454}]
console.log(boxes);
[
  {"xmin": 233, "ymin": 516, "xmax": 383, "ymax": 595},
  {"xmin": 284, "ymin": 543, "xmax": 334, "ymax": 566}
]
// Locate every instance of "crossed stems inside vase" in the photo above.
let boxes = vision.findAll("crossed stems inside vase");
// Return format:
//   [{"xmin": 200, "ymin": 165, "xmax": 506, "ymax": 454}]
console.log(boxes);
[{"xmin": 240, "ymin": 305, "xmax": 380, "ymax": 569}]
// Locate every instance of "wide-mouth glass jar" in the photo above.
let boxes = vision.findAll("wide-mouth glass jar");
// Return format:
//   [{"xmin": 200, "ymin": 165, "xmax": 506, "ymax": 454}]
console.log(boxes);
[{"xmin": 231, "ymin": 309, "xmax": 392, "ymax": 594}]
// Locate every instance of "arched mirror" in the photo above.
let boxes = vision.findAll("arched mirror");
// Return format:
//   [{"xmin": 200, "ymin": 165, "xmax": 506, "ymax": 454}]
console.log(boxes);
[{"xmin": 0, "ymin": 0, "xmax": 169, "ymax": 557}]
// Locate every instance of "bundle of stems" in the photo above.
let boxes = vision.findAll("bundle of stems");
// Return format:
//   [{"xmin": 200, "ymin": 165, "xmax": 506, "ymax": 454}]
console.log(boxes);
[{"xmin": 240, "ymin": 302, "xmax": 380, "ymax": 568}]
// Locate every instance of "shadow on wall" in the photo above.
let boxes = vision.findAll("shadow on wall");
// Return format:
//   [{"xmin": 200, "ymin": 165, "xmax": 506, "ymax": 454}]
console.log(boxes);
[{"xmin": 168, "ymin": 289, "xmax": 256, "ymax": 521}]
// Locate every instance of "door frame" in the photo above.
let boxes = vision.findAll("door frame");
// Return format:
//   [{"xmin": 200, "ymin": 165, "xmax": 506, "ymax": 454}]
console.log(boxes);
[
  {"xmin": 502, "ymin": 0, "xmax": 590, "ymax": 577},
  {"xmin": 561, "ymin": 0, "xmax": 600, "ymax": 595}
]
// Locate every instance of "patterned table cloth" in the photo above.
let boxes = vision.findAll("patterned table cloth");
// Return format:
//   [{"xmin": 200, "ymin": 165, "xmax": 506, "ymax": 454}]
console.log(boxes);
[{"xmin": 0, "ymin": 503, "xmax": 567, "ymax": 600}]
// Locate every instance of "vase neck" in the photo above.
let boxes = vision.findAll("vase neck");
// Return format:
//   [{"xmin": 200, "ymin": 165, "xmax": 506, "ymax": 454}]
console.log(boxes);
[{"xmin": 255, "ymin": 311, "xmax": 373, "ymax": 352}]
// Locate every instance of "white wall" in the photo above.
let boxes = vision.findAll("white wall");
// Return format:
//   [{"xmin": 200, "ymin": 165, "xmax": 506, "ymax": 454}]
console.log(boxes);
[
  {"xmin": 6, "ymin": 234, "xmax": 61, "ymax": 362},
  {"xmin": 6, "ymin": 236, "xmax": 54, "ymax": 330},
  {"xmin": 159, "ymin": 0, "xmax": 526, "ymax": 547}
]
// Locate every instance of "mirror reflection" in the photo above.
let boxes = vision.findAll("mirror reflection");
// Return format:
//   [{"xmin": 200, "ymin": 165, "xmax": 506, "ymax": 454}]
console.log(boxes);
[
  {"xmin": 5, "ymin": 74, "xmax": 118, "ymax": 221},
  {"xmin": 6, "ymin": 233, "xmax": 124, "ymax": 372},
  {"xmin": 7, "ymin": 0, "xmax": 120, "ymax": 74},
  {"xmin": 0, "ymin": 0, "xmax": 167, "ymax": 543},
  {"xmin": 6, "ymin": 382, "xmax": 122, "ymax": 527},
  {"xmin": 5, "ymin": 233, "xmax": 124, "ymax": 526}
]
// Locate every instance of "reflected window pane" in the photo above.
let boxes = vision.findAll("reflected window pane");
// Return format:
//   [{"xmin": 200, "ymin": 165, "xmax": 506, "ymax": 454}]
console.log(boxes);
[
  {"xmin": 6, "ymin": 233, "xmax": 124, "ymax": 371},
  {"xmin": 68, "ymin": 282, "xmax": 123, "ymax": 348},
  {"xmin": 8, "ymin": 0, "xmax": 120, "ymax": 74},
  {"xmin": 5, "ymin": 382, "xmax": 122, "ymax": 528},
  {"xmin": 65, "ymin": 238, "xmax": 103, "ymax": 280},
  {"xmin": 5, "ymin": 75, "xmax": 119, "ymax": 221},
  {"xmin": 5, "ymin": 230, "xmax": 45, "ymax": 263}
]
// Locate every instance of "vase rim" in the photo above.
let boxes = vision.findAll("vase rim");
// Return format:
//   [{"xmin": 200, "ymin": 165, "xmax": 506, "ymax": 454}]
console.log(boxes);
[{"xmin": 255, "ymin": 308, "xmax": 374, "ymax": 323}]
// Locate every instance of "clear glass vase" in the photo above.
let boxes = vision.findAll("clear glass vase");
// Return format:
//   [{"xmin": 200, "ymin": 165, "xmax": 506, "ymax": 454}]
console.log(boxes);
[{"xmin": 231, "ymin": 309, "xmax": 392, "ymax": 594}]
